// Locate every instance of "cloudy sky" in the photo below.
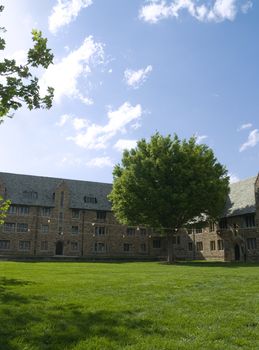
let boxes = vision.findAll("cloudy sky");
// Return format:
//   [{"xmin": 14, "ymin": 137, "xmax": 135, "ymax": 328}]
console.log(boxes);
[{"xmin": 0, "ymin": 0, "xmax": 258, "ymax": 184}]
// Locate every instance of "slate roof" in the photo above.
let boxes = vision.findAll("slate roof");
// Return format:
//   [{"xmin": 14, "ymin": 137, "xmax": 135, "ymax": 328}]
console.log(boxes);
[
  {"xmin": 224, "ymin": 176, "xmax": 256, "ymax": 217},
  {"xmin": 0, "ymin": 172, "xmax": 112, "ymax": 211},
  {"xmin": 0, "ymin": 172, "xmax": 257, "ymax": 217}
]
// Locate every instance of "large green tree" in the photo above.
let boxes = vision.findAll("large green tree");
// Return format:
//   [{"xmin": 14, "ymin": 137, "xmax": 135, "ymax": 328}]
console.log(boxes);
[
  {"xmin": 109, "ymin": 133, "xmax": 230, "ymax": 263},
  {"xmin": 0, "ymin": 5, "xmax": 54, "ymax": 221}
]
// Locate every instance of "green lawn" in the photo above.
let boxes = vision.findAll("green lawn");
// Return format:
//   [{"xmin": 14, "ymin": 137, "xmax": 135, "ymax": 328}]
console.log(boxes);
[{"xmin": 1, "ymin": 261, "xmax": 259, "ymax": 350}]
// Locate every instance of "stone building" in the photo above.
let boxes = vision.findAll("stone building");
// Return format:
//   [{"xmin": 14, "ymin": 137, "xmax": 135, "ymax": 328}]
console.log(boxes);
[{"xmin": 0, "ymin": 172, "xmax": 258, "ymax": 262}]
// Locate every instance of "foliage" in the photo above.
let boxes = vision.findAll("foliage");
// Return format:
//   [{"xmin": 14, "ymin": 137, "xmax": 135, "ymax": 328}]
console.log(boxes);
[
  {"xmin": 0, "ymin": 5, "xmax": 54, "ymax": 121},
  {"xmin": 1, "ymin": 261, "xmax": 259, "ymax": 349},
  {"xmin": 0, "ymin": 195, "xmax": 10, "ymax": 224},
  {"xmin": 109, "ymin": 132, "xmax": 229, "ymax": 235}
]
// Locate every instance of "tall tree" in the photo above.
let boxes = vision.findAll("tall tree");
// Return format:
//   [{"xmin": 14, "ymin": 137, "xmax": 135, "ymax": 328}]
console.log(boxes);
[
  {"xmin": 0, "ymin": 5, "xmax": 54, "ymax": 220},
  {"xmin": 109, "ymin": 133, "xmax": 230, "ymax": 263},
  {"xmin": 0, "ymin": 5, "xmax": 54, "ymax": 121}
]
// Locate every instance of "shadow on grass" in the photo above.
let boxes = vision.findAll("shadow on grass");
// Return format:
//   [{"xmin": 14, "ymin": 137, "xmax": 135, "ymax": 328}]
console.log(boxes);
[
  {"xmin": 171, "ymin": 261, "xmax": 259, "ymax": 268},
  {"xmin": 0, "ymin": 278, "xmax": 162, "ymax": 350}
]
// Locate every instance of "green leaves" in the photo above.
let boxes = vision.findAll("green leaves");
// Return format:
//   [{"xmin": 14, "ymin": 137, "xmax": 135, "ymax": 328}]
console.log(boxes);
[
  {"xmin": 0, "ymin": 7, "xmax": 54, "ymax": 121},
  {"xmin": 0, "ymin": 196, "xmax": 10, "ymax": 225},
  {"xmin": 109, "ymin": 133, "xmax": 230, "ymax": 231}
]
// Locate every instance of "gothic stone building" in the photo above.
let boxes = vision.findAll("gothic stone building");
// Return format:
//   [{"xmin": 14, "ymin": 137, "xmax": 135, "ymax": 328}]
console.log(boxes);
[{"xmin": 0, "ymin": 172, "xmax": 259, "ymax": 262}]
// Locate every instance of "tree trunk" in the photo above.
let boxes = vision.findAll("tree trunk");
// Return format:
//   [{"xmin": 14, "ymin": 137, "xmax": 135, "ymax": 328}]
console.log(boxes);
[{"xmin": 167, "ymin": 231, "xmax": 174, "ymax": 263}]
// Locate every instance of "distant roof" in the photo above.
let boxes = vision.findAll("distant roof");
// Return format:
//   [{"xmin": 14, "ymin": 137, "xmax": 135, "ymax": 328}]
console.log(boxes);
[
  {"xmin": 224, "ymin": 176, "xmax": 257, "ymax": 217},
  {"xmin": 0, "ymin": 172, "xmax": 112, "ymax": 211}
]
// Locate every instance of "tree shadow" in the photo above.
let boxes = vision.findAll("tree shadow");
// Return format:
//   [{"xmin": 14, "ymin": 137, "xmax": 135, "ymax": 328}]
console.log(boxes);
[
  {"xmin": 0, "ymin": 278, "xmax": 163, "ymax": 350},
  {"xmin": 172, "ymin": 261, "xmax": 259, "ymax": 268}
]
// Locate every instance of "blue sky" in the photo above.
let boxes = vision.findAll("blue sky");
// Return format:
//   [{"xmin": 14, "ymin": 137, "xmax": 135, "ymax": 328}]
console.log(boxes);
[{"xmin": 0, "ymin": 0, "xmax": 258, "ymax": 184}]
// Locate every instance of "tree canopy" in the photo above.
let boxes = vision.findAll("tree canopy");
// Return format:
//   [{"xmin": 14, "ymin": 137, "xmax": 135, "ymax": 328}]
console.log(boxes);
[
  {"xmin": 0, "ymin": 5, "xmax": 54, "ymax": 220},
  {"xmin": 109, "ymin": 133, "xmax": 230, "ymax": 261},
  {"xmin": 0, "ymin": 5, "xmax": 54, "ymax": 121}
]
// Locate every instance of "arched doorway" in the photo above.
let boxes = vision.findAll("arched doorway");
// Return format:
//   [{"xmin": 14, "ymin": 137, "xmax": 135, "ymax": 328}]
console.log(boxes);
[
  {"xmin": 56, "ymin": 241, "xmax": 64, "ymax": 255},
  {"xmin": 234, "ymin": 244, "xmax": 240, "ymax": 261}
]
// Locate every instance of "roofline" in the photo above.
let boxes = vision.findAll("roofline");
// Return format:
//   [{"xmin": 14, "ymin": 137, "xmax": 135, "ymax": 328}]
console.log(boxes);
[{"xmin": 0, "ymin": 171, "xmax": 112, "ymax": 186}]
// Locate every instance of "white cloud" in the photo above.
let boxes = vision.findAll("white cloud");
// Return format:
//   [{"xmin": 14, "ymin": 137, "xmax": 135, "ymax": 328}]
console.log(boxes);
[
  {"xmin": 60, "ymin": 154, "xmax": 83, "ymax": 166},
  {"xmin": 11, "ymin": 50, "xmax": 27, "ymax": 65},
  {"xmin": 195, "ymin": 134, "xmax": 208, "ymax": 144},
  {"xmin": 72, "ymin": 117, "xmax": 89, "ymax": 130},
  {"xmin": 114, "ymin": 139, "xmax": 137, "ymax": 152},
  {"xmin": 124, "ymin": 65, "xmax": 153, "ymax": 89},
  {"xmin": 229, "ymin": 173, "xmax": 240, "ymax": 183},
  {"xmin": 241, "ymin": 0, "xmax": 252, "ymax": 13},
  {"xmin": 86, "ymin": 157, "xmax": 114, "ymax": 168},
  {"xmin": 40, "ymin": 36, "xmax": 104, "ymax": 104},
  {"xmin": 68, "ymin": 102, "xmax": 142, "ymax": 149},
  {"xmin": 139, "ymin": 0, "xmax": 252, "ymax": 23},
  {"xmin": 56, "ymin": 114, "xmax": 71, "ymax": 127},
  {"xmin": 49, "ymin": 0, "xmax": 93, "ymax": 34},
  {"xmin": 239, "ymin": 129, "xmax": 259, "ymax": 152},
  {"xmin": 237, "ymin": 123, "xmax": 252, "ymax": 131}
]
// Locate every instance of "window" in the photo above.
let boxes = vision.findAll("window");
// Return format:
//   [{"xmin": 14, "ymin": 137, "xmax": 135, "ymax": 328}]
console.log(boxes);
[
  {"xmin": 245, "ymin": 215, "xmax": 255, "ymax": 228},
  {"xmin": 23, "ymin": 191, "xmax": 38, "ymax": 200},
  {"xmin": 59, "ymin": 212, "xmax": 63, "ymax": 222},
  {"xmin": 247, "ymin": 238, "xmax": 256, "ymax": 250},
  {"xmin": 177, "ymin": 236, "xmax": 181, "ymax": 245},
  {"xmin": 195, "ymin": 228, "xmax": 202, "ymax": 234},
  {"xmin": 17, "ymin": 223, "xmax": 28, "ymax": 233},
  {"xmin": 210, "ymin": 241, "xmax": 216, "ymax": 251},
  {"xmin": 217, "ymin": 239, "xmax": 224, "ymax": 250},
  {"xmin": 19, "ymin": 206, "xmax": 29, "ymax": 215},
  {"xmin": 71, "ymin": 226, "xmax": 79, "ymax": 235},
  {"xmin": 84, "ymin": 196, "xmax": 97, "ymax": 204},
  {"xmin": 140, "ymin": 243, "xmax": 146, "ymax": 252},
  {"xmin": 153, "ymin": 239, "xmax": 161, "ymax": 249},
  {"xmin": 4, "ymin": 222, "xmax": 16, "ymax": 232},
  {"xmin": 123, "ymin": 243, "xmax": 132, "ymax": 252},
  {"xmin": 126, "ymin": 228, "xmax": 135, "ymax": 236},
  {"xmin": 196, "ymin": 241, "xmax": 203, "ymax": 251},
  {"xmin": 71, "ymin": 241, "xmax": 79, "ymax": 251},
  {"xmin": 209, "ymin": 222, "xmax": 215, "ymax": 232},
  {"xmin": 95, "ymin": 226, "xmax": 105, "ymax": 235},
  {"xmin": 96, "ymin": 211, "xmax": 106, "ymax": 220},
  {"xmin": 140, "ymin": 228, "xmax": 147, "ymax": 236},
  {"xmin": 19, "ymin": 241, "xmax": 31, "ymax": 250},
  {"xmin": 72, "ymin": 209, "xmax": 80, "ymax": 219},
  {"xmin": 60, "ymin": 191, "xmax": 64, "ymax": 208},
  {"xmin": 42, "ymin": 207, "xmax": 51, "ymax": 217},
  {"xmin": 188, "ymin": 242, "xmax": 193, "ymax": 251},
  {"xmin": 40, "ymin": 241, "xmax": 48, "ymax": 250},
  {"xmin": 187, "ymin": 229, "xmax": 193, "ymax": 235},
  {"xmin": 94, "ymin": 242, "xmax": 106, "ymax": 252},
  {"xmin": 41, "ymin": 225, "xmax": 49, "ymax": 234},
  {"xmin": 219, "ymin": 218, "xmax": 228, "ymax": 229},
  {"xmin": 8, "ymin": 205, "xmax": 17, "ymax": 215},
  {"xmin": 0, "ymin": 240, "xmax": 10, "ymax": 250}
]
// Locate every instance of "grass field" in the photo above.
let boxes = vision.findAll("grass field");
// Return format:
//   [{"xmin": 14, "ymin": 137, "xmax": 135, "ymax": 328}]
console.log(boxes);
[{"xmin": 1, "ymin": 261, "xmax": 259, "ymax": 350}]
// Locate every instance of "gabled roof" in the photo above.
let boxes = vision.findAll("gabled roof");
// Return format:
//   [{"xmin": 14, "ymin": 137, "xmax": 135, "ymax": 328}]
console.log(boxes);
[
  {"xmin": 0, "ymin": 172, "xmax": 112, "ymax": 211},
  {"xmin": 224, "ymin": 176, "xmax": 256, "ymax": 217}
]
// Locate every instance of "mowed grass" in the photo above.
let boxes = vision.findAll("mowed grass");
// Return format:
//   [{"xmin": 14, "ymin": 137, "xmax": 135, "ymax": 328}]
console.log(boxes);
[{"xmin": 1, "ymin": 262, "xmax": 259, "ymax": 350}]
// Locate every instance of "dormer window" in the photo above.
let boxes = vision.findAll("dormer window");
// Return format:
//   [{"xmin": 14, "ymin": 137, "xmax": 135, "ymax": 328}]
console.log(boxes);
[
  {"xmin": 23, "ymin": 191, "xmax": 38, "ymax": 200},
  {"xmin": 84, "ymin": 196, "xmax": 97, "ymax": 204}
]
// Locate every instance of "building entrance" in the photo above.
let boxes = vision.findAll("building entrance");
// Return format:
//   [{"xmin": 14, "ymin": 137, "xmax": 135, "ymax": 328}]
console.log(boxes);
[
  {"xmin": 234, "ymin": 244, "xmax": 240, "ymax": 261},
  {"xmin": 56, "ymin": 241, "xmax": 64, "ymax": 255}
]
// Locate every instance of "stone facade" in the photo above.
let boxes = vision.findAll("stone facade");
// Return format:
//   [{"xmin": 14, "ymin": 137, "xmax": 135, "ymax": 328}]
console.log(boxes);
[{"xmin": 0, "ymin": 172, "xmax": 259, "ymax": 262}]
